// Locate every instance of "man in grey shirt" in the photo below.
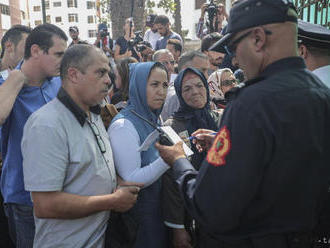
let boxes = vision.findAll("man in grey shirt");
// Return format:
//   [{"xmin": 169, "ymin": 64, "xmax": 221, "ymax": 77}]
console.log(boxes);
[{"xmin": 22, "ymin": 44, "xmax": 141, "ymax": 247}]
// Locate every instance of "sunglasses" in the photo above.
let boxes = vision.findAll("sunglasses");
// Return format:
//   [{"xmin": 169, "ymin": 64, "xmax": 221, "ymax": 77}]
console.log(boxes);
[
  {"xmin": 221, "ymin": 79, "xmax": 237, "ymax": 87},
  {"xmin": 162, "ymin": 60, "xmax": 175, "ymax": 66},
  {"xmin": 225, "ymin": 29, "xmax": 272, "ymax": 57}
]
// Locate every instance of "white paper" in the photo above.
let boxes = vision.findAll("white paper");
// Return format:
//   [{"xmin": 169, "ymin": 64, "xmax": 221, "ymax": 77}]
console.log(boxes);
[
  {"xmin": 0, "ymin": 70, "xmax": 9, "ymax": 80},
  {"xmin": 138, "ymin": 129, "xmax": 160, "ymax": 152},
  {"xmin": 160, "ymin": 126, "xmax": 194, "ymax": 157}
]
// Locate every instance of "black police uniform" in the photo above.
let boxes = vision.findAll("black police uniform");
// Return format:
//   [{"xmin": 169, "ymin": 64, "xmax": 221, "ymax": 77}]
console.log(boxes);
[{"xmin": 172, "ymin": 57, "xmax": 330, "ymax": 248}]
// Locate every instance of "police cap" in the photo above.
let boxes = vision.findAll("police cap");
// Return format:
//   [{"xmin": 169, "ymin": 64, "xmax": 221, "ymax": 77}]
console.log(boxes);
[
  {"xmin": 298, "ymin": 20, "xmax": 330, "ymax": 50},
  {"xmin": 210, "ymin": 0, "xmax": 298, "ymax": 53}
]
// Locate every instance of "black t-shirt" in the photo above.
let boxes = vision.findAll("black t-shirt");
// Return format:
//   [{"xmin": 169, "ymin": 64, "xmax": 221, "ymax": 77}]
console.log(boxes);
[{"xmin": 116, "ymin": 36, "xmax": 129, "ymax": 55}]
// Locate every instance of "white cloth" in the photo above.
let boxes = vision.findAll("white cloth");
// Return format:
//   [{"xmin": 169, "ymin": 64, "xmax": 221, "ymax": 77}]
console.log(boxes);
[
  {"xmin": 313, "ymin": 65, "xmax": 330, "ymax": 88},
  {"xmin": 108, "ymin": 118, "xmax": 169, "ymax": 188},
  {"xmin": 143, "ymin": 29, "xmax": 161, "ymax": 50}
]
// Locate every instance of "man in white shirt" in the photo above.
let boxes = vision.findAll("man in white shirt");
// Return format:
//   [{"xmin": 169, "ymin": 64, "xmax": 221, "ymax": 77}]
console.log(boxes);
[
  {"xmin": 298, "ymin": 20, "xmax": 330, "ymax": 87},
  {"xmin": 143, "ymin": 14, "xmax": 161, "ymax": 50}
]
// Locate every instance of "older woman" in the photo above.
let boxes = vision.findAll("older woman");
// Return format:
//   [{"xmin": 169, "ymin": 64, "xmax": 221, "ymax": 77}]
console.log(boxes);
[
  {"xmin": 208, "ymin": 68, "xmax": 237, "ymax": 109},
  {"xmin": 163, "ymin": 67, "xmax": 222, "ymax": 248},
  {"xmin": 108, "ymin": 62, "xmax": 169, "ymax": 248}
]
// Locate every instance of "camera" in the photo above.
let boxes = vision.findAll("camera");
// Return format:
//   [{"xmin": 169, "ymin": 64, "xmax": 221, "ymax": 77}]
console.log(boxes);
[
  {"xmin": 207, "ymin": 0, "xmax": 218, "ymax": 20},
  {"xmin": 127, "ymin": 31, "xmax": 144, "ymax": 50},
  {"xmin": 100, "ymin": 28, "xmax": 109, "ymax": 39}
]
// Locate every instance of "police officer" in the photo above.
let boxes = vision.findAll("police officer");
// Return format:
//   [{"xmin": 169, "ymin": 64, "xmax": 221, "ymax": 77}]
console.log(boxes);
[
  {"xmin": 298, "ymin": 20, "xmax": 330, "ymax": 87},
  {"xmin": 155, "ymin": 0, "xmax": 330, "ymax": 247}
]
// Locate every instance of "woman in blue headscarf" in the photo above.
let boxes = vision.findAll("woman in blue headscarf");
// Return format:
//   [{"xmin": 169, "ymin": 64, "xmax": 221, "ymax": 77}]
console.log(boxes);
[
  {"xmin": 108, "ymin": 62, "xmax": 169, "ymax": 247},
  {"xmin": 162, "ymin": 67, "xmax": 222, "ymax": 248}
]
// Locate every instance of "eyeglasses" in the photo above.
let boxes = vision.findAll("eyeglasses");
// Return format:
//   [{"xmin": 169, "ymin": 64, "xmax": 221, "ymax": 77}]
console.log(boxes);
[
  {"xmin": 221, "ymin": 79, "xmax": 237, "ymax": 87},
  {"xmin": 225, "ymin": 29, "xmax": 272, "ymax": 57},
  {"xmin": 162, "ymin": 60, "xmax": 175, "ymax": 66},
  {"xmin": 87, "ymin": 120, "xmax": 106, "ymax": 154}
]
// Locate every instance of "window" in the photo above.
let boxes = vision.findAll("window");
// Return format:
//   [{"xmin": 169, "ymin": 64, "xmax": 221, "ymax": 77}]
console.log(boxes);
[
  {"xmin": 68, "ymin": 13, "xmax": 78, "ymax": 22},
  {"xmin": 87, "ymin": 15, "xmax": 95, "ymax": 24},
  {"xmin": 67, "ymin": 0, "xmax": 77, "ymax": 8},
  {"xmin": 0, "ymin": 4, "xmax": 10, "ymax": 15},
  {"xmin": 46, "ymin": 15, "xmax": 51, "ymax": 23},
  {"xmin": 45, "ymin": 1, "xmax": 50, "ymax": 9},
  {"xmin": 35, "ymin": 20, "xmax": 42, "ymax": 26},
  {"xmin": 33, "ymin": 6, "xmax": 41, "ymax": 11},
  {"xmin": 87, "ymin": 1, "xmax": 95, "ymax": 9},
  {"xmin": 53, "ymin": 1, "xmax": 61, "ymax": 7},
  {"xmin": 55, "ymin": 16, "xmax": 62, "ymax": 23},
  {"xmin": 195, "ymin": 0, "xmax": 206, "ymax": 9},
  {"xmin": 88, "ymin": 30, "xmax": 97, "ymax": 38},
  {"xmin": 21, "ymin": 11, "xmax": 26, "ymax": 19}
]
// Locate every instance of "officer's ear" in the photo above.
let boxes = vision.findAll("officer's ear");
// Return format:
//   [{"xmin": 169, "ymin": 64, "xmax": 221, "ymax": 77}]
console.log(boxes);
[
  {"xmin": 298, "ymin": 44, "xmax": 308, "ymax": 59},
  {"xmin": 252, "ymin": 27, "xmax": 266, "ymax": 52}
]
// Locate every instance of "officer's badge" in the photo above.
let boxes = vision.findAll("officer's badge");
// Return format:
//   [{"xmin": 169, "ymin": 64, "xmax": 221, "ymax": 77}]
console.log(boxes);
[{"xmin": 206, "ymin": 126, "xmax": 231, "ymax": 167}]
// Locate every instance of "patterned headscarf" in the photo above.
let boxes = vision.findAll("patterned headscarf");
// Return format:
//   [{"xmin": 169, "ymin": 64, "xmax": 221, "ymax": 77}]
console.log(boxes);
[{"xmin": 208, "ymin": 68, "xmax": 234, "ymax": 100}]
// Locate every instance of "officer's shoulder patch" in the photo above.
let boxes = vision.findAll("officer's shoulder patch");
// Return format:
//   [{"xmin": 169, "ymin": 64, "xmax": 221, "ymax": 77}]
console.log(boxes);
[{"xmin": 206, "ymin": 126, "xmax": 231, "ymax": 167}]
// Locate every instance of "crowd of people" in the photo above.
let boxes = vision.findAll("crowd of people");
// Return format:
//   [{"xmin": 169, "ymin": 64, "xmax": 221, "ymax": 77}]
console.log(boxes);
[{"xmin": 0, "ymin": 0, "xmax": 330, "ymax": 247}]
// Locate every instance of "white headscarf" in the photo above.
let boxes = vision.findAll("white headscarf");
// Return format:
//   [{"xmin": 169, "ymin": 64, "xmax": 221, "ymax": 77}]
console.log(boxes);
[{"xmin": 208, "ymin": 68, "xmax": 233, "ymax": 100}]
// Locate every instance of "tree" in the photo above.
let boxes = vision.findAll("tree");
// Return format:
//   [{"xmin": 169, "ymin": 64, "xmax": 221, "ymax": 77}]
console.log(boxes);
[{"xmin": 109, "ymin": 0, "xmax": 146, "ymax": 39}]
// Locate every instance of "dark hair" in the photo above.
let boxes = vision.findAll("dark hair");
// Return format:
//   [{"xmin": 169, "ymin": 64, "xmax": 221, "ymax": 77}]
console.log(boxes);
[
  {"xmin": 24, "ymin": 23, "xmax": 68, "ymax": 59},
  {"xmin": 201, "ymin": 32, "xmax": 223, "ymax": 52},
  {"xmin": 167, "ymin": 38, "xmax": 183, "ymax": 54},
  {"xmin": 1, "ymin": 25, "xmax": 32, "ymax": 58},
  {"xmin": 60, "ymin": 44, "xmax": 97, "ymax": 80},
  {"xmin": 149, "ymin": 62, "xmax": 169, "ymax": 81},
  {"xmin": 178, "ymin": 51, "xmax": 208, "ymax": 71},
  {"xmin": 116, "ymin": 57, "xmax": 138, "ymax": 100},
  {"xmin": 154, "ymin": 15, "xmax": 170, "ymax": 25}
]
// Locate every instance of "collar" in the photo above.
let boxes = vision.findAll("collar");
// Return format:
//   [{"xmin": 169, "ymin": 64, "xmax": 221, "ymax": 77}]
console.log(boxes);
[
  {"xmin": 259, "ymin": 57, "xmax": 306, "ymax": 78},
  {"xmin": 57, "ymin": 87, "xmax": 101, "ymax": 126}
]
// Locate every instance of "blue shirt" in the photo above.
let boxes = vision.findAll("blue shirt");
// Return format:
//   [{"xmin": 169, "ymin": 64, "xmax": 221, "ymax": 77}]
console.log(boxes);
[
  {"xmin": 155, "ymin": 32, "xmax": 182, "ymax": 51},
  {"xmin": 0, "ymin": 62, "xmax": 61, "ymax": 205}
]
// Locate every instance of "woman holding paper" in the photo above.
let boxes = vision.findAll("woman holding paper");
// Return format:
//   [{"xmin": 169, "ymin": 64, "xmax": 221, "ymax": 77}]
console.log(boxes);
[
  {"xmin": 108, "ymin": 62, "xmax": 169, "ymax": 247},
  {"xmin": 162, "ymin": 67, "xmax": 222, "ymax": 248}
]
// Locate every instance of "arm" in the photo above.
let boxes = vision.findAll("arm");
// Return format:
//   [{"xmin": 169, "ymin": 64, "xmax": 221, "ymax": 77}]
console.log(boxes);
[
  {"xmin": 0, "ymin": 70, "xmax": 27, "ymax": 124},
  {"xmin": 157, "ymin": 107, "xmax": 268, "ymax": 233},
  {"xmin": 108, "ymin": 118, "xmax": 169, "ymax": 187},
  {"xmin": 32, "ymin": 187, "xmax": 138, "ymax": 219}
]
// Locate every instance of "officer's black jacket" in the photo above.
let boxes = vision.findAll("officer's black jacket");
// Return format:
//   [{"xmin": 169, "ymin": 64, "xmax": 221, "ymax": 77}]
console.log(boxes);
[{"xmin": 173, "ymin": 57, "xmax": 330, "ymax": 241}]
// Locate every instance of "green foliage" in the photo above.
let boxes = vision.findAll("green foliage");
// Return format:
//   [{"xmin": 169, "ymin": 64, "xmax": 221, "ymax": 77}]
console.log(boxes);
[
  {"xmin": 147, "ymin": 0, "xmax": 176, "ymax": 14},
  {"xmin": 146, "ymin": 0, "xmax": 156, "ymax": 13}
]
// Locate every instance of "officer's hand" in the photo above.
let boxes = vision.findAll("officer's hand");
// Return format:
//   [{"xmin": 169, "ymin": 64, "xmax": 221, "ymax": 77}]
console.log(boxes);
[
  {"xmin": 155, "ymin": 141, "xmax": 186, "ymax": 166},
  {"xmin": 173, "ymin": 228, "xmax": 192, "ymax": 248},
  {"xmin": 191, "ymin": 129, "xmax": 216, "ymax": 153},
  {"xmin": 111, "ymin": 186, "xmax": 140, "ymax": 212}
]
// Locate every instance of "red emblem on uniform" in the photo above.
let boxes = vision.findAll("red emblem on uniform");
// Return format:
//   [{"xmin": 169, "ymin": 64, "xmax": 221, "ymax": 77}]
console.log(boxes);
[{"xmin": 206, "ymin": 126, "xmax": 231, "ymax": 167}]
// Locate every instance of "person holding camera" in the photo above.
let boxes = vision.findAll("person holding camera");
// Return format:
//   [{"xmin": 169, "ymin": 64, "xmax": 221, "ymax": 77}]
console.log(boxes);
[
  {"xmin": 94, "ymin": 24, "xmax": 114, "ymax": 58},
  {"xmin": 197, "ymin": 2, "xmax": 229, "ymax": 39},
  {"xmin": 114, "ymin": 18, "xmax": 140, "ymax": 61}
]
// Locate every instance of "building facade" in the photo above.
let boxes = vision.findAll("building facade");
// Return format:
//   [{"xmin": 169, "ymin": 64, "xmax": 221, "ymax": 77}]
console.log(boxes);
[
  {"xmin": 28, "ymin": 0, "xmax": 109, "ymax": 44},
  {"xmin": 0, "ymin": 0, "xmax": 29, "ymax": 38}
]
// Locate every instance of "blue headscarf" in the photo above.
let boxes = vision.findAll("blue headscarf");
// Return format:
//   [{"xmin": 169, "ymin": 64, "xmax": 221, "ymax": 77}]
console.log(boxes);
[
  {"xmin": 113, "ymin": 62, "xmax": 163, "ymax": 156},
  {"xmin": 174, "ymin": 67, "xmax": 218, "ymax": 134}
]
